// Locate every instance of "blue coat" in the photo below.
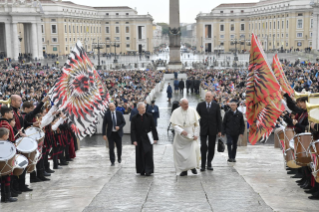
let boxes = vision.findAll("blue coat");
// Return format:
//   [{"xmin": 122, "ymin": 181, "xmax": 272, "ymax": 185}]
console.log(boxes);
[
  {"xmin": 147, "ymin": 105, "xmax": 160, "ymax": 127},
  {"xmin": 167, "ymin": 85, "xmax": 172, "ymax": 98},
  {"xmin": 174, "ymin": 80, "xmax": 179, "ymax": 90},
  {"xmin": 130, "ymin": 108, "xmax": 138, "ymax": 121}
]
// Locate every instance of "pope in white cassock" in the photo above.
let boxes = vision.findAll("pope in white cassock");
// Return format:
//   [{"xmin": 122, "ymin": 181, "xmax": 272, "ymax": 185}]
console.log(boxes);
[{"xmin": 170, "ymin": 98, "xmax": 201, "ymax": 176}]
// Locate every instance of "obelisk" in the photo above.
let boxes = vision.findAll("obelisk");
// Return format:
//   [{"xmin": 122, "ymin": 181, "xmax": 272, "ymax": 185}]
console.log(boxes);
[{"xmin": 168, "ymin": 0, "xmax": 182, "ymax": 69}]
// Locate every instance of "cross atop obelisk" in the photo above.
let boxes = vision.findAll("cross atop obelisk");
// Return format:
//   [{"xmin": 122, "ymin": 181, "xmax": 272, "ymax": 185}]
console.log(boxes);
[{"xmin": 168, "ymin": 0, "xmax": 182, "ymax": 70}]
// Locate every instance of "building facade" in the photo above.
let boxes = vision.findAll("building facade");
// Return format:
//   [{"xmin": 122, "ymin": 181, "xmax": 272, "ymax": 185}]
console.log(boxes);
[
  {"xmin": 0, "ymin": 0, "xmax": 154, "ymax": 60},
  {"xmin": 196, "ymin": 0, "xmax": 316, "ymax": 53}
]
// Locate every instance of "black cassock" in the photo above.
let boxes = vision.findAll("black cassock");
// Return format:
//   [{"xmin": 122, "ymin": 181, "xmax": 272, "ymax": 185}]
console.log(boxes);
[{"xmin": 131, "ymin": 112, "xmax": 159, "ymax": 174}]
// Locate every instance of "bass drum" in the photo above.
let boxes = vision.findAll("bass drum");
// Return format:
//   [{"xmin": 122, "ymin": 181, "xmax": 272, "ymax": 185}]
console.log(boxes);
[
  {"xmin": 15, "ymin": 137, "xmax": 38, "ymax": 173},
  {"xmin": 12, "ymin": 154, "xmax": 29, "ymax": 176},
  {"xmin": 0, "ymin": 140, "xmax": 16, "ymax": 176}
]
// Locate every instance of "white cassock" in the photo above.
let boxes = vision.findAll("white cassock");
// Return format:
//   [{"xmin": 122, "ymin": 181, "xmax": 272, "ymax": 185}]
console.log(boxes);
[{"xmin": 170, "ymin": 107, "xmax": 200, "ymax": 173}]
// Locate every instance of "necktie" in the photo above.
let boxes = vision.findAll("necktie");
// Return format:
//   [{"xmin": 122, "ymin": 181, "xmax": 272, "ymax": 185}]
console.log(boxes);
[
  {"xmin": 112, "ymin": 112, "xmax": 116, "ymax": 130},
  {"xmin": 207, "ymin": 103, "xmax": 210, "ymax": 112}
]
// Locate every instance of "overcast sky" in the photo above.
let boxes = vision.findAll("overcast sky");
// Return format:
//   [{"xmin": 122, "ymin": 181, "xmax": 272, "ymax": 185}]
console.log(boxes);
[{"xmin": 71, "ymin": 0, "xmax": 258, "ymax": 23}]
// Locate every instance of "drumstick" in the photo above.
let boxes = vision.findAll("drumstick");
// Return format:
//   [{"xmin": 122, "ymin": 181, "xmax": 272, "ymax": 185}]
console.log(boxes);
[{"xmin": 14, "ymin": 127, "xmax": 24, "ymax": 138}]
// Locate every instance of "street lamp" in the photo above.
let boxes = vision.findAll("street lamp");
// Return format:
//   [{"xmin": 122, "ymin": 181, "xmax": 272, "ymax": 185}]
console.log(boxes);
[
  {"xmin": 230, "ymin": 37, "xmax": 239, "ymax": 62},
  {"xmin": 92, "ymin": 37, "xmax": 103, "ymax": 70},
  {"xmin": 106, "ymin": 39, "xmax": 120, "ymax": 63}
]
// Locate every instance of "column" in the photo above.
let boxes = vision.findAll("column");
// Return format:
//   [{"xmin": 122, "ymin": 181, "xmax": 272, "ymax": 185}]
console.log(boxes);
[
  {"xmin": 24, "ymin": 24, "xmax": 29, "ymax": 53},
  {"xmin": 169, "ymin": 0, "xmax": 181, "ymax": 65},
  {"xmin": 37, "ymin": 23, "xmax": 43, "ymax": 59},
  {"xmin": 31, "ymin": 23, "xmax": 38, "ymax": 59},
  {"xmin": 4, "ymin": 23, "xmax": 12, "ymax": 58},
  {"xmin": 12, "ymin": 23, "xmax": 19, "ymax": 61}
]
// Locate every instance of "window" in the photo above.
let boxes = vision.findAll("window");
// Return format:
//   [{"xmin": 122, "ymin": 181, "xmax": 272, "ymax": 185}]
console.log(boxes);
[
  {"xmin": 311, "ymin": 19, "xmax": 313, "ymax": 29},
  {"xmin": 297, "ymin": 33, "xmax": 303, "ymax": 38},
  {"xmin": 282, "ymin": 34, "xmax": 284, "ymax": 38},
  {"xmin": 287, "ymin": 20, "xmax": 289, "ymax": 29},
  {"xmin": 126, "ymin": 37, "xmax": 130, "ymax": 40},
  {"xmin": 230, "ymin": 24, "xmax": 234, "ymax": 31},
  {"xmin": 66, "ymin": 47, "xmax": 68, "ymax": 51},
  {"xmin": 220, "ymin": 42, "xmax": 224, "ymax": 46},
  {"xmin": 126, "ymin": 26, "xmax": 130, "ymax": 33},
  {"xmin": 231, "ymin": 11, "xmax": 234, "ymax": 13},
  {"xmin": 65, "ymin": 38, "xmax": 67, "ymax": 42},
  {"xmin": 69, "ymin": 25, "xmax": 71, "ymax": 33},
  {"xmin": 298, "ymin": 13, "xmax": 303, "ymax": 16},
  {"xmin": 282, "ymin": 21, "xmax": 284, "ymax": 29},
  {"xmin": 126, "ymin": 13, "xmax": 129, "ymax": 16},
  {"xmin": 297, "ymin": 20, "xmax": 303, "ymax": 29},
  {"xmin": 65, "ymin": 25, "xmax": 67, "ymax": 33},
  {"xmin": 52, "ymin": 38, "xmax": 57, "ymax": 42},
  {"xmin": 51, "ymin": 19, "xmax": 56, "ymax": 22},
  {"xmin": 241, "ymin": 19, "xmax": 244, "ymax": 21},
  {"xmin": 115, "ymin": 37, "xmax": 120, "ymax": 41},
  {"xmin": 220, "ymin": 35, "xmax": 224, "ymax": 39},
  {"xmin": 240, "ymin": 24, "xmax": 244, "ymax": 31},
  {"xmin": 230, "ymin": 35, "xmax": 235, "ymax": 39},
  {"xmin": 259, "ymin": 23, "xmax": 260, "ymax": 30},
  {"xmin": 42, "ymin": 38, "xmax": 44, "ymax": 42},
  {"xmin": 77, "ymin": 26, "xmax": 78, "ymax": 33},
  {"xmin": 116, "ymin": 13, "xmax": 119, "ymax": 16},
  {"xmin": 249, "ymin": 24, "xmax": 250, "ymax": 30},
  {"xmin": 277, "ymin": 34, "xmax": 279, "ymax": 38},
  {"xmin": 286, "ymin": 42, "xmax": 288, "ymax": 47},
  {"xmin": 126, "ymin": 44, "xmax": 130, "ymax": 48},
  {"xmin": 116, "ymin": 26, "xmax": 120, "ymax": 33},
  {"xmin": 297, "ymin": 42, "xmax": 302, "ymax": 46},
  {"xmin": 94, "ymin": 27, "xmax": 95, "ymax": 33},
  {"xmin": 274, "ymin": 21, "xmax": 275, "ymax": 29},
  {"xmin": 220, "ymin": 11, "xmax": 223, "ymax": 13},
  {"xmin": 106, "ymin": 27, "xmax": 109, "ymax": 33},
  {"xmin": 241, "ymin": 10, "xmax": 244, "ymax": 13},
  {"xmin": 70, "ymin": 38, "xmax": 71, "ymax": 41},
  {"xmin": 220, "ymin": 24, "xmax": 224, "ymax": 31},
  {"xmin": 74, "ymin": 38, "xmax": 75, "ymax": 41},
  {"xmin": 51, "ymin": 25, "xmax": 57, "ymax": 34},
  {"xmin": 81, "ymin": 26, "xmax": 82, "ymax": 33},
  {"xmin": 126, "ymin": 22, "xmax": 130, "ymax": 24},
  {"xmin": 73, "ymin": 26, "xmax": 75, "ymax": 33},
  {"xmin": 277, "ymin": 42, "xmax": 279, "ymax": 47},
  {"xmin": 270, "ymin": 22, "xmax": 271, "ymax": 29},
  {"xmin": 266, "ymin": 22, "xmax": 267, "ymax": 29},
  {"xmin": 311, "ymin": 32, "xmax": 313, "ymax": 37},
  {"xmin": 278, "ymin": 21, "xmax": 280, "ymax": 29},
  {"xmin": 286, "ymin": 33, "xmax": 288, "ymax": 38},
  {"xmin": 106, "ymin": 13, "xmax": 109, "ymax": 16}
]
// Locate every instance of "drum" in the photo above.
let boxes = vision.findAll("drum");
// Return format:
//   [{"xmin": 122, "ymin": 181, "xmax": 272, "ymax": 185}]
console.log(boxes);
[
  {"xmin": 294, "ymin": 133, "xmax": 313, "ymax": 166},
  {"xmin": 16, "ymin": 137, "xmax": 38, "ymax": 173},
  {"xmin": 284, "ymin": 128, "xmax": 295, "ymax": 150},
  {"xmin": 285, "ymin": 148, "xmax": 301, "ymax": 169},
  {"xmin": 26, "ymin": 150, "xmax": 40, "ymax": 173},
  {"xmin": 0, "ymin": 140, "xmax": 16, "ymax": 176},
  {"xmin": 25, "ymin": 126, "xmax": 45, "ymax": 156},
  {"xmin": 275, "ymin": 128, "xmax": 285, "ymax": 150},
  {"xmin": 308, "ymin": 140, "xmax": 319, "ymax": 183},
  {"xmin": 12, "ymin": 154, "xmax": 29, "ymax": 176}
]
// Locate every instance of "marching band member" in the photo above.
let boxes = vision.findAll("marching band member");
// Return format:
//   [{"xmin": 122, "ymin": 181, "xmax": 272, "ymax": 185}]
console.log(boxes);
[
  {"xmin": 0, "ymin": 106, "xmax": 17, "ymax": 203},
  {"xmin": 51, "ymin": 113, "xmax": 67, "ymax": 169}
]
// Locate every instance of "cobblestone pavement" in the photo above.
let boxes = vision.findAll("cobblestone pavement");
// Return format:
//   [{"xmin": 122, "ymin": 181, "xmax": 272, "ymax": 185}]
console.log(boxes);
[{"xmin": 1, "ymin": 81, "xmax": 319, "ymax": 212}]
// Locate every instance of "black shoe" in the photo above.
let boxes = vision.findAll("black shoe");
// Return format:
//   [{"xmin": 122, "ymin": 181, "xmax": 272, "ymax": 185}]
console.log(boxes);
[
  {"xmin": 45, "ymin": 162, "xmax": 55, "ymax": 173},
  {"xmin": 11, "ymin": 190, "xmax": 18, "ymax": 197},
  {"xmin": 20, "ymin": 186, "xmax": 33, "ymax": 192},
  {"xmin": 39, "ymin": 176, "xmax": 50, "ymax": 181},
  {"xmin": 30, "ymin": 177, "xmax": 42, "ymax": 183},
  {"xmin": 300, "ymin": 180, "xmax": 310, "ymax": 189},
  {"xmin": 140, "ymin": 173, "xmax": 145, "ymax": 176},
  {"xmin": 207, "ymin": 167, "xmax": 214, "ymax": 171},
  {"xmin": 180, "ymin": 171, "xmax": 188, "ymax": 176},
  {"xmin": 44, "ymin": 171, "xmax": 51, "ymax": 177},
  {"xmin": 53, "ymin": 166, "xmax": 63, "ymax": 170},
  {"xmin": 1, "ymin": 196, "xmax": 5, "ymax": 203},
  {"xmin": 5, "ymin": 193, "xmax": 17, "ymax": 203},
  {"xmin": 145, "ymin": 173, "xmax": 151, "ymax": 176},
  {"xmin": 296, "ymin": 177, "xmax": 306, "ymax": 184},
  {"xmin": 66, "ymin": 158, "xmax": 73, "ymax": 162},
  {"xmin": 305, "ymin": 187, "xmax": 317, "ymax": 194},
  {"xmin": 200, "ymin": 168, "xmax": 205, "ymax": 172},
  {"xmin": 59, "ymin": 162, "xmax": 69, "ymax": 166},
  {"xmin": 111, "ymin": 162, "xmax": 115, "ymax": 166},
  {"xmin": 287, "ymin": 170, "xmax": 295, "ymax": 175},
  {"xmin": 191, "ymin": 169, "xmax": 197, "ymax": 174},
  {"xmin": 227, "ymin": 159, "xmax": 232, "ymax": 162},
  {"xmin": 308, "ymin": 192, "xmax": 319, "ymax": 200},
  {"xmin": 291, "ymin": 174, "xmax": 303, "ymax": 178},
  {"xmin": 118, "ymin": 159, "xmax": 122, "ymax": 163},
  {"xmin": 232, "ymin": 159, "xmax": 236, "ymax": 162}
]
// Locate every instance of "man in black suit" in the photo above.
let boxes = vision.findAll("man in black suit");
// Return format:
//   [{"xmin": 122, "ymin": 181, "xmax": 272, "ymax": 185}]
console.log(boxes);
[
  {"xmin": 196, "ymin": 91, "xmax": 222, "ymax": 171},
  {"xmin": 103, "ymin": 103, "xmax": 126, "ymax": 166}
]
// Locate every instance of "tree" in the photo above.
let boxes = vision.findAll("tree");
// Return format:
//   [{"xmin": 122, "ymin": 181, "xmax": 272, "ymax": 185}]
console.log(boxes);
[{"xmin": 157, "ymin": 23, "xmax": 169, "ymax": 35}]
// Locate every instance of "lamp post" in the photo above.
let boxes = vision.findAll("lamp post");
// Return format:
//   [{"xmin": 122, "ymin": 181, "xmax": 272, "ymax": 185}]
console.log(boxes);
[
  {"xmin": 231, "ymin": 37, "xmax": 239, "ymax": 62},
  {"xmin": 92, "ymin": 37, "xmax": 103, "ymax": 70},
  {"xmin": 106, "ymin": 39, "xmax": 120, "ymax": 63}
]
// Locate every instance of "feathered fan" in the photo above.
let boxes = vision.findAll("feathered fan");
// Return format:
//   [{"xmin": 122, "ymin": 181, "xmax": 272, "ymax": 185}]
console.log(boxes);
[{"xmin": 48, "ymin": 41, "xmax": 109, "ymax": 140}]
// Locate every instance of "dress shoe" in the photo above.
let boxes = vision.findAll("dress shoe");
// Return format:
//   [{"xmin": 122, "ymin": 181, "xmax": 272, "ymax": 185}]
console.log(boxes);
[
  {"xmin": 59, "ymin": 162, "xmax": 69, "ymax": 166},
  {"xmin": 66, "ymin": 158, "xmax": 73, "ymax": 162},
  {"xmin": 20, "ymin": 186, "xmax": 33, "ymax": 192},
  {"xmin": 118, "ymin": 159, "xmax": 122, "ymax": 163},
  {"xmin": 44, "ymin": 171, "xmax": 51, "ymax": 177},
  {"xmin": 308, "ymin": 191, "xmax": 319, "ymax": 200},
  {"xmin": 53, "ymin": 166, "xmax": 63, "ymax": 170},
  {"xmin": 39, "ymin": 176, "xmax": 50, "ymax": 181},
  {"xmin": 300, "ymin": 181, "xmax": 310, "ymax": 189},
  {"xmin": 5, "ymin": 193, "xmax": 17, "ymax": 203},
  {"xmin": 1, "ymin": 196, "xmax": 5, "ymax": 203},
  {"xmin": 111, "ymin": 162, "xmax": 115, "ymax": 166},
  {"xmin": 232, "ymin": 159, "xmax": 237, "ymax": 162},
  {"xmin": 30, "ymin": 177, "xmax": 42, "ymax": 183},
  {"xmin": 180, "ymin": 171, "xmax": 188, "ymax": 176},
  {"xmin": 45, "ymin": 162, "xmax": 55, "ymax": 173},
  {"xmin": 207, "ymin": 167, "xmax": 214, "ymax": 171},
  {"xmin": 11, "ymin": 190, "xmax": 18, "ymax": 197},
  {"xmin": 140, "ymin": 173, "xmax": 145, "ymax": 176},
  {"xmin": 287, "ymin": 170, "xmax": 295, "ymax": 175},
  {"xmin": 296, "ymin": 177, "xmax": 306, "ymax": 184},
  {"xmin": 145, "ymin": 173, "xmax": 151, "ymax": 176},
  {"xmin": 200, "ymin": 168, "xmax": 205, "ymax": 172},
  {"xmin": 305, "ymin": 187, "xmax": 317, "ymax": 194},
  {"xmin": 227, "ymin": 159, "xmax": 232, "ymax": 162},
  {"xmin": 290, "ymin": 174, "xmax": 303, "ymax": 178},
  {"xmin": 191, "ymin": 169, "xmax": 197, "ymax": 174}
]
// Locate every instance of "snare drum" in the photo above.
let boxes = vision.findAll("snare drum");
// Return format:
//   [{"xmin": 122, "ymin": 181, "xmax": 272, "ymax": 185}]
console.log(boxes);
[
  {"xmin": 12, "ymin": 154, "xmax": 29, "ymax": 176},
  {"xmin": 294, "ymin": 133, "xmax": 313, "ymax": 166},
  {"xmin": 26, "ymin": 150, "xmax": 40, "ymax": 173},
  {"xmin": 25, "ymin": 126, "xmax": 45, "ymax": 155},
  {"xmin": 16, "ymin": 137, "xmax": 38, "ymax": 173},
  {"xmin": 309, "ymin": 140, "xmax": 319, "ymax": 183},
  {"xmin": 0, "ymin": 140, "xmax": 16, "ymax": 176}
]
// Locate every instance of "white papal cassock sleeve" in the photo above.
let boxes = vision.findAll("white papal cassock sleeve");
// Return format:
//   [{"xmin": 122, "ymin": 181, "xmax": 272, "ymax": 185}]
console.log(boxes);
[{"xmin": 172, "ymin": 124, "xmax": 184, "ymax": 135}]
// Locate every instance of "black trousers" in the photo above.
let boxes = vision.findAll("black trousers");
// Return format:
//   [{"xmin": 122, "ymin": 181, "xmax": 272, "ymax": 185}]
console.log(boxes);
[
  {"xmin": 108, "ymin": 132, "xmax": 122, "ymax": 163},
  {"xmin": 179, "ymin": 88, "xmax": 183, "ymax": 94},
  {"xmin": 52, "ymin": 145, "xmax": 60, "ymax": 168},
  {"xmin": 1, "ymin": 175, "xmax": 10, "ymax": 193},
  {"xmin": 226, "ymin": 135, "xmax": 239, "ymax": 159},
  {"xmin": 200, "ymin": 134, "xmax": 217, "ymax": 168}
]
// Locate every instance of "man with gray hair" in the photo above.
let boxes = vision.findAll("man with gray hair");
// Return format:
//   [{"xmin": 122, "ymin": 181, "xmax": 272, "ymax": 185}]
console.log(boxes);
[
  {"xmin": 131, "ymin": 102, "xmax": 158, "ymax": 176},
  {"xmin": 170, "ymin": 98, "xmax": 200, "ymax": 176}
]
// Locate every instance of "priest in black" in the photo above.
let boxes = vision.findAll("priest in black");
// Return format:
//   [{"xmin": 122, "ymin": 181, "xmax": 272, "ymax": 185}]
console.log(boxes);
[{"xmin": 131, "ymin": 102, "xmax": 159, "ymax": 176}]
